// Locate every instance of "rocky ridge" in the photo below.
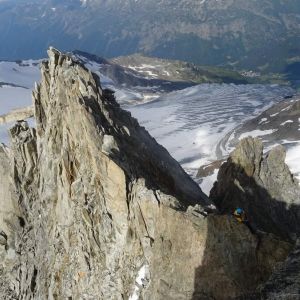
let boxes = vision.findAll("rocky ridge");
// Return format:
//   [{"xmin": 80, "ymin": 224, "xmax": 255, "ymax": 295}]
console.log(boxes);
[
  {"xmin": 255, "ymin": 239, "xmax": 300, "ymax": 299},
  {"xmin": 211, "ymin": 137, "xmax": 300, "ymax": 241},
  {"xmin": 197, "ymin": 95, "xmax": 300, "ymax": 195},
  {"xmin": 111, "ymin": 53, "xmax": 249, "ymax": 84},
  {"xmin": 210, "ymin": 137, "xmax": 300, "ymax": 298},
  {"xmin": 0, "ymin": 49, "xmax": 294, "ymax": 299}
]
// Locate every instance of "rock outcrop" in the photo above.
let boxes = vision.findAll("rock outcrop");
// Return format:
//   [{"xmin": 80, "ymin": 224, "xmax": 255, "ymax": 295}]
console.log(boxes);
[
  {"xmin": 238, "ymin": 239, "xmax": 300, "ymax": 300},
  {"xmin": 0, "ymin": 49, "xmax": 293, "ymax": 299},
  {"xmin": 0, "ymin": 106, "xmax": 34, "ymax": 125},
  {"xmin": 210, "ymin": 137, "xmax": 300, "ymax": 241},
  {"xmin": 258, "ymin": 239, "xmax": 300, "ymax": 299}
]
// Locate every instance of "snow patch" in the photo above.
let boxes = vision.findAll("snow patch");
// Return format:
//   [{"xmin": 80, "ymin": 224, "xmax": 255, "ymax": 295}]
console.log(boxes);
[
  {"xmin": 129, "ymin": 265, "xmax": 150, "ymax": 300},
  {"xmin": 239, "ymin": 129, "xmax": 277, "ymax": 140},
  {"xmin": 259, "ymin": 117, "xmax": 268, "ymax": 124},
  {"xmin": 285, "ymin": 144, "xmax": 300, "ymax": 183},
  {"xmin": 280, "ymin": 120, "xmax": 294, "ymax": 126},
  {"xmin": 200, "ymin": 168, "xmax": 218, "ymax": 195},
  {"xmin": 280, "ymin": 105, "xmax": 292, "ymax": 112},
  {"xmin": 270, "ymin": 112, "xmax": 279, "ymax": 117}
]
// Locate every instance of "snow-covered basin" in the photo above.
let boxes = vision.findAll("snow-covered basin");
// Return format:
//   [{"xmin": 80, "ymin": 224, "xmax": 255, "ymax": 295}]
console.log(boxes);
[
  {"xmin": 285, "ymin": 143, "xmax": 300, "ymax": 182},
  {"xmin": 0, "ymin": 85, "xmax": 35, "ymax": 144},
  {"xmin": 0, "ymin": 60, "xmax": 41, "ymax": 88},
  {"xmin": 0, "ymin": 60, "xmax": 41, "ymax": 144},
  {"xmin": 128, "ymin": 84, "xmax": 294, "ymax": 194},
  {"xmin": 0, "ymin": 60, "xmax": 41, "ymax": 112}
]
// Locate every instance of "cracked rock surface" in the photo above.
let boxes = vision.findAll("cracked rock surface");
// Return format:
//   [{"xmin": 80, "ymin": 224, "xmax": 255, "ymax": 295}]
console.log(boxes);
[
  {"xmin": 211, "ymin": 137, "xmax": 300, "ymax": 241},
  {"xmin": 0, "ymin": 49, "xmax": 293, "ymax": 300}
]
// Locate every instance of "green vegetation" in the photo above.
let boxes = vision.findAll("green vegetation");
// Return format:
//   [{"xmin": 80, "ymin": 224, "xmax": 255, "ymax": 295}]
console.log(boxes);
[{"xmin": 113, "ymin": 53, "xmax": 293, "ymax": 85}]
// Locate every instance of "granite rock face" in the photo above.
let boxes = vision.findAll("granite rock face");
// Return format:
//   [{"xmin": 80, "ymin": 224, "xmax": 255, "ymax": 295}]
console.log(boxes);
[
  {"xmin": 210, "ymin": 137, "xmax": 300, "ymax": 241},
  {"xmin": 239, "ymin": 239, "xmax": 300, "ymax": 300},
  {"xmin": 258, "ymin": 239, "xmax": 300, "ymax": 299},
  {"xmin": 0, "ymin": 49, "xmax": 293, "ymax": 300}
]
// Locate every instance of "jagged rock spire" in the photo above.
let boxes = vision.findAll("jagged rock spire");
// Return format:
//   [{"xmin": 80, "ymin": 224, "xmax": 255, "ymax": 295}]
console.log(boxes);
[
  {"xmin": 211, "ymin": 137, "xmax": 300, "ymax": 240},
  {"xmin": 0, "ymin": 49, "xmax": 293, "ymax": 300}
]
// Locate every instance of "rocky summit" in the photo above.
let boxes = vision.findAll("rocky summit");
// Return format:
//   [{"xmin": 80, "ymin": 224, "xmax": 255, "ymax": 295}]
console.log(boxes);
[
  {"xmin": 210, "ymin": 137, "xmax": 300, "ymax": 298},
  {"xmin": 0, "ymin": 49, "xmax": 296, "ymax": 299},
  {"xmin": 210, "ymin": 137, "xmax": 300, "ymax": 241}
]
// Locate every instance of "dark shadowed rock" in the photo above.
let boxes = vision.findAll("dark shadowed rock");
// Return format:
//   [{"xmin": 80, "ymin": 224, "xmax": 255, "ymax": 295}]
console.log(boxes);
[
  {"xmin": 238, "ymin": 240, "xmax": 300, "ymax": 300},
  {"xmin": 258, "ymin": 239, "xmax": 300, "ymax": 299},
  {"xmin": 210, "ymin": 137, "xmax": 300, "ymax": 241}
]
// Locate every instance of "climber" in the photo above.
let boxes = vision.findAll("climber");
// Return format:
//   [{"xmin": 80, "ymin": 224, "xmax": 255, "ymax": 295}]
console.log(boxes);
[
  {"xmin": 233, "ymin": 208, "xmax": 246, "ymax": 223},
  {"xmin": 233, "ymin": 208, "xmax": 255, "ymax": 234}
]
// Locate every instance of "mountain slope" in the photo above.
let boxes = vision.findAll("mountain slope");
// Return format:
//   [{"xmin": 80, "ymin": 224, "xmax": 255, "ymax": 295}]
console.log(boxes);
[
  {"xmin": 111, "ymin": 53, "xmax": 249, "ymax": 84},
  {"xmin": 0, "ymin": 0, "xmax": 299, "ymax": 75}
]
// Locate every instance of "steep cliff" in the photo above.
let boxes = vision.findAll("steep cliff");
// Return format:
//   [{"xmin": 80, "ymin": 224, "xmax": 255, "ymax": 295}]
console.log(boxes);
[
  {"xmin": 0, "ymin": 49, "xmax": 293, "ymax": 300},
  {"xmin": 210, "ymin": 137, "xmax": 300, "ymax": 299},
  {"xmin": 258, "ymin": 239, "xmax": 300, "ymax": 299},
  {"xmin": 210, "ymin": 137, "xmax": 300, "ymax": 241}
]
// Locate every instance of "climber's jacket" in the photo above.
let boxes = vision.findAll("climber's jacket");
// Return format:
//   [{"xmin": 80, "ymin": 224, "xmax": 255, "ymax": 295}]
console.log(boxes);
[
  {"xmin": 233, "ymin": 208, "xmax": 256, "ymax": 234},
  {"xmin": 233, "ymin": 208, "xmax": 247, "ymax": 223}
]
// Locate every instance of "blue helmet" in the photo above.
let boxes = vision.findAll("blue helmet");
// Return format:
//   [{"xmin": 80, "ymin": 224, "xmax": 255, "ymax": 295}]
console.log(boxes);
[{"xmin": 236, "ymin": 208, "xmax": 243, "ymax": 214}]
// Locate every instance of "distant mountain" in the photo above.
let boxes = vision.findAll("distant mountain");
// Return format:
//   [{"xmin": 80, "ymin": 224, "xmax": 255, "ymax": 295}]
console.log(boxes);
[
  {"xmin": 111, "ymin": 53, "xmax": 249, "ymax": 84},
  {"xmin": 0, "ymin": 0, "xmax": 300, "ymax": 77}
]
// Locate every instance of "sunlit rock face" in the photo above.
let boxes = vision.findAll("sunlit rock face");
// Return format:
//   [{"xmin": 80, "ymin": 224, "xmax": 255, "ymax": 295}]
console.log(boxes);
[{"xmin": 0, "ymin": 49, "xmax": 292, "ymax": 300}]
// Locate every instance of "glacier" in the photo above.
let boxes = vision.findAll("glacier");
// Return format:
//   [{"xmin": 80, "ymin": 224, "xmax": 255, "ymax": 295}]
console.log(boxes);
[{"xmin": 0, "ymin": 55, "xmax": 295, "ymax": 194}]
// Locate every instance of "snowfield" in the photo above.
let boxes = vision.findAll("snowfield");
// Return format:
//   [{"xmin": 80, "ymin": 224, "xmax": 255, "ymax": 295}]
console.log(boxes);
[
  {"xmin": 238, "ymin": 129, "xmax": 278, "ymax": 140},
  {"xmin": 0, "ymin": 60, "xmax": 41, "ymax": 88},
  {"xmin": 128, "ymin": 84, "xmax": 293, "ymax": 189},
  {"xmin": 0, "ymin": 60, "xmax": 40, "ymax": 144},
  {"xmin": 286, "ymin": 143, "xmax": 300, "ymax": 182}
]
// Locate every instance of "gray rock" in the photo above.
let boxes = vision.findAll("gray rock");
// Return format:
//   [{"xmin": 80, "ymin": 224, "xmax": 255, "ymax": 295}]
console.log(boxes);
[
  {"xmin": 238, "ymin": 239, "xmax": 300, "ymax": 300},
  {"xmin": 0, "ymin": 49, "xmax": 293, "ymax": 300},
  {"xmin": 210, "ymin": 137, "xmax": 300, "ymax": 241},
  {"xmin": 221, "ymin": 96, "xmax": 300, "ymax": 157},
  {"xmin": 258, "ymin": 239, "xmax": 300, "ymax": 299}
]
